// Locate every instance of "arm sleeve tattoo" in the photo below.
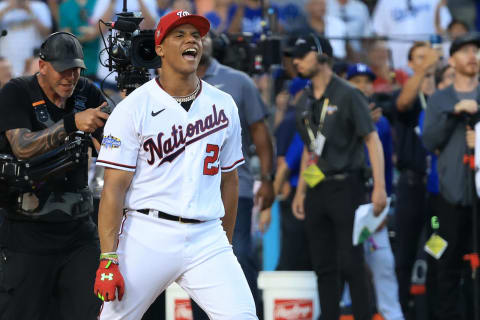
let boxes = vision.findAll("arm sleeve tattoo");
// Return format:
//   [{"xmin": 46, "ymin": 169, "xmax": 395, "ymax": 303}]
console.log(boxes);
[{"xmin": 5, "ymin": 120, "xmax": 68, "ymax": 160}]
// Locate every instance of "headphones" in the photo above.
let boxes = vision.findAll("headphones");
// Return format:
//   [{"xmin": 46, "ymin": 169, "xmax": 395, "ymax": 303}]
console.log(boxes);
[
  {"xmin": 310, "ymin": 33, "xmax": 329, "ymax": 63},
  {"xmin": 39, "ymin": 32, "xmax": 79, "ymax": 60}
]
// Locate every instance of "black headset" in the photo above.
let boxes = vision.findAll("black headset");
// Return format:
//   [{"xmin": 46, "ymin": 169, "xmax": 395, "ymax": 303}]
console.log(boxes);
[
  {"xmin": 39, "ymin": 32, "xmax": 79, "ymax": 60},
  {"xmin": 310, "ymin": 33, "xmax": 329, "ymax": 63}
]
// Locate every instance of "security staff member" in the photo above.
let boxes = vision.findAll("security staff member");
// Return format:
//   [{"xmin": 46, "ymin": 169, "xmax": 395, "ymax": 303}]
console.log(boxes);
[
  {"xmin": 0, "ymin": 32, "xmax": 108, "ymax": 319},
  {"xmin": 290, "ymin": 35, "xmax": 387, "ymax": 320},
  {"xmin": 423, "ymin": 33, "xmax": 480, "ymax": 320}
]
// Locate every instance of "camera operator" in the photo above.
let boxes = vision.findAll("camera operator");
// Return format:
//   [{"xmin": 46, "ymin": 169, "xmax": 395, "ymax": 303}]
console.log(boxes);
[
  {"xmin": 422, "ymin": 33, "xmax": 480, "ymax": 320},
  {"xmin": 392, "ymin": 40, "xmax": 438, "ymax": 315},
  {"xmin": 0, "ymin": 32, "xmax": 109, "ymax": 319},
  {"xmin": 290, "ymin": 34, "xmax": 387, "ymax": 320}
]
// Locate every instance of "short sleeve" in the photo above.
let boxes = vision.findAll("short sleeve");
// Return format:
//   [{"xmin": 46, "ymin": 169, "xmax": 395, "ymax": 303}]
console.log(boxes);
[
  {"xmin": 347, "ymin": 89, "xmax": 375, "ymax": 138},
  {"xmin": 220, "ymin": 98, "xmax": 245, "ymax": 172},
  {"xmin": 96, "ymin": 104, "xmax": 140, "ymax": 172},
  {"xmin": 0, "ymin": 79, "xmax": 34, "ymax": 132},
  {"xmin": 241, "ymin": 74, "xmax": 268, "ymax": 125}
]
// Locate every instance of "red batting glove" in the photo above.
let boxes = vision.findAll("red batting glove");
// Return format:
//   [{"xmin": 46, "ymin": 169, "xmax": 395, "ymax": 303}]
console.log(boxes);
[{"xmin": 94, "ymin": 259, "xmax": 125, "ymax": 302}]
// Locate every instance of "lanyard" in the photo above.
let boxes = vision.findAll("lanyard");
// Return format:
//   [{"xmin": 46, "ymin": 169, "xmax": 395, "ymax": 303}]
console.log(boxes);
[
  {"xmin": 304, "ymin": 98, "xmax": 329, "ymax": 146},
  {"xmin": 419, "ymin": 92, "xmax": 427, "ymax": 110}
]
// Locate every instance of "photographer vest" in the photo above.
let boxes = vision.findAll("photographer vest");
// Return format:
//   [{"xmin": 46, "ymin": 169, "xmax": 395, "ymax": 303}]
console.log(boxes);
[{"xmin": 0, "ymin": 75, "xmax": 93, "ymax": 222}]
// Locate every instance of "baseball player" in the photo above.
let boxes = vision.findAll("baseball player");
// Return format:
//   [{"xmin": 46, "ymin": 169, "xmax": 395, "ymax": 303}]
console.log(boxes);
[{"xmin": 93, "ymin": 10, "xmax": 257, "ymax": 320}]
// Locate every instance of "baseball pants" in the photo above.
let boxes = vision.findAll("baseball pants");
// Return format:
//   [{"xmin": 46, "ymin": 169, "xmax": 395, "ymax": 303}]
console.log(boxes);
[
  {"xmin": 364, "ymin": 227, "xmax": 404, "ymax": 320},
  {"xmin": 99, "ymin": 211, "xmax": 257, "ymax": 320}
]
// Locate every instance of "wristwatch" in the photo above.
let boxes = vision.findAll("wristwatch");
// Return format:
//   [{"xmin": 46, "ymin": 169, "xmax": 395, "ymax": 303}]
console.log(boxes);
[{"xmin": 260, "ymin": 173, "xmax": 275, "ymax": 182}]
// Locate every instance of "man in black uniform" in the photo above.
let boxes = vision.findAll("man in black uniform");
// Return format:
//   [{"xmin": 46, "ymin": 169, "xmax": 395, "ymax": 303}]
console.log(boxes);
[
  {"xmin": 0, "ymin": 32, "xmax": 109, "ymax": 319},
  {"xmin": 290, "ymin": 35, "xmax": 387, "ymax": 320}
]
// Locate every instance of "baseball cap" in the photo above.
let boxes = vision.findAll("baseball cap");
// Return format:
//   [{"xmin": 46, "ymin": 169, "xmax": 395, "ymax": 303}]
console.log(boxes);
[
  {"xmin": 39, "ymin": 32, "xmax": 86, "ymax": 72},
  {"xmin": 449, "ymin": 33, "xmax": 480, "ymax": 56},
  {"xmin": 346, "ymin": 63, "xmax": 376, "ymax": 81},
  {"xmin": 284, "ymin": 34, "xmax": 333, "ymax": 59},
  {"xmin": 155, "ymin": 10, "xmax": 210, "ymax": 46}
]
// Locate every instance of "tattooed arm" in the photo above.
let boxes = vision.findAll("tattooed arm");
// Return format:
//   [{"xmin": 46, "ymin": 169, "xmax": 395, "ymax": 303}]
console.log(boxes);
[
  {"xmin": 5, "ymin": 103, "xmax": 110, "ymax": 160},
  {"xmin": 5, "ymin": 121, "xmax": 68, "ymax": 160}
]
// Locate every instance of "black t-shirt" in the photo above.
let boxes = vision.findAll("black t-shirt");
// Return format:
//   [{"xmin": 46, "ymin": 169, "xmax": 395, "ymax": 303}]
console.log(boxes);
[
  {"xmin": 0, "ymin": 75, "xmax": 104, "ymax": 253},
  {"xmin": 295, "ymin": 75, "xmax": 375, "ymax": 175},
  {"xmin": 392, "ymin": 91, "xmax": 427, "ymax": 174}
]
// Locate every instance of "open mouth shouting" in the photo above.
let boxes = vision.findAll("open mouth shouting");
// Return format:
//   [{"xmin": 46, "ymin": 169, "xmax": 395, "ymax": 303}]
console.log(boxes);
[{"xmin": 182, "ymin": 48, "xmax": 198, "ymax": 61}]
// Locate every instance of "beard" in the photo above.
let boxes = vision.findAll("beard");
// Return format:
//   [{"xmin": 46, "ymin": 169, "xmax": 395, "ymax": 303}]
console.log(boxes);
[{"xmin": 457, "ymin": 63, "xmax": 479, "ymax": 77}]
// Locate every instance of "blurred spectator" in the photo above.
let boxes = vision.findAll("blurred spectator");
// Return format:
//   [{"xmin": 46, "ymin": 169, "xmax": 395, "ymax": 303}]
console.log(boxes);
[
  {"xmin": 347, "ymin": 63, "xmax": 403, "ymax": 320},
  {"xmin": 204, "ymin": 0, "xmax": 236, "ymax": 32},
  {"xmin": 193, "ymin": 31, "xmax": 275, "ymax": 318},
  {"xmin": 229, "ymin": 0, "xmax": 272, "ymax": 35},
  {"xmin": 271, "ymin": 77, "xmax": 310, "ymax": 271},
  {"xmin": 272, "ymin": 132, "xmax": 312, "ymax": 271},
  {"xmin": 446, "ymin": 0, "xmax": 476, "ymax": 30},
  {"xmin": 0, "ymin": 56, "xmax": 12, "ymax": 88},
  {"xmin": 326, "ymin": 0, "xmax": 372, "ymax": 57},
  {"xmin": 0, "ymin": 0, "xmax": 52, "ymax": 76},
  {"xmin": 372, "ymin": 0, "xmax": 451, "ymax": 72},
  {"xmin": 273, "ymin": 0, "xmax": 308, "ymax": 33},
  {"xmin": 171, "ymin": 0, "xmax": 192, "ymax": 11},
  {"xmin": 59, "ymin": 0, "xmax": 100, "ymax": 81},
  {"xmin": 416, "ymin": 63, "xmax": 454, "ymax": 320},
  {"xmin": 423, "ymin": 33, "xmax": 480, "ymax": 320},
  {"xmin": 292, "ymin": 0, "xmax": 347, "ymax": 59},
  {"xmin": 367, "ymin": 40, "xmax": 409, "ymax": 93},
  {"xmin": 393, "ymin": 41, "xmax": 438, "ymax": 318},
  {"xmin": 90, "ymin": 0, "xmax": 158, "ymax": 87},
  {"xmin": 156, "ymin": 0, "xmax": 172, "ymax": 16}
]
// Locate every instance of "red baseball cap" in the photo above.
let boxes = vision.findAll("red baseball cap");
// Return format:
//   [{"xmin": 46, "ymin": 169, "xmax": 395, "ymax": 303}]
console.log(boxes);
[{"xmin": 155, "ymin": 10, "xmax": 210, "ymax": 46}]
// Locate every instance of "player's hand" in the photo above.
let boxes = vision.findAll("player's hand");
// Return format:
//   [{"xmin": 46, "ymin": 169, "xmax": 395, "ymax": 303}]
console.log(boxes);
[
  {"xmin": 255, "ymin": 181, "xmax": 274, "ymax": 210},
  {"xmin": 292, "ymin": 191, "xmax": 305, "ymax": 220},
  {"xmin": 75, "ymin": 102, "xmax": 110, "ymax": 133},
  {"xmin": 94, "ymin": 258, "xmax": 125, "ymax": 302},
  {"xmin": 371, "ymin": 186, "xmax": 387, "ymax": 217},
  {"xmin": 454, "ymin": 100, "xmax": 478, "ymax": 115},
  {"xmin": 466, "ymin": 125, "xmax": 476, "ymax": 149}
]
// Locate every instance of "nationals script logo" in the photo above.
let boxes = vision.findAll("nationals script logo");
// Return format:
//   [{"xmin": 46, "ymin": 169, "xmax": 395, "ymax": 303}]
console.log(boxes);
[
  {"xmin": 274, "ymin": 299, "xmax": 313, "ymax": 320},
  {"xmin": 143, "ymin": 104, "xmax": 229, "ymax": 166}
]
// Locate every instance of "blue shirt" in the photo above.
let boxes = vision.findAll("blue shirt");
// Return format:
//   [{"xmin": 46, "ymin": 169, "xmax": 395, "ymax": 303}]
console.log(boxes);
[{"xmin": 284, "ymin": 132, "xmax": 303, "ymax": 187}]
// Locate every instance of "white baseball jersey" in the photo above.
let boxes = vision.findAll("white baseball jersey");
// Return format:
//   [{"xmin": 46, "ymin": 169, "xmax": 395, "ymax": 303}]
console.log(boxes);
[{"xmin": 97, "ymin": 78, "xmax": 245, "ymax": 221}]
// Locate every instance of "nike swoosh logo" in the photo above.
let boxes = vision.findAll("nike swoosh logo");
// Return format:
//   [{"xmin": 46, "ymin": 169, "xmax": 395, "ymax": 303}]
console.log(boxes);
[{"xmin": 151, "ymin": 108, "xmax": 166, "ymax": 117}]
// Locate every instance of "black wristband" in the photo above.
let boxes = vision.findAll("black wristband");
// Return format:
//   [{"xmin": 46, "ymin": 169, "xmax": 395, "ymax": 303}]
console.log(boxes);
[
  {"xmin": 260, "ymin": 173, "xmax": 274, "ymax": 182},
  {"xmin": 63, "ymin": 113, "xmax": 77, "ymax": 134}
]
